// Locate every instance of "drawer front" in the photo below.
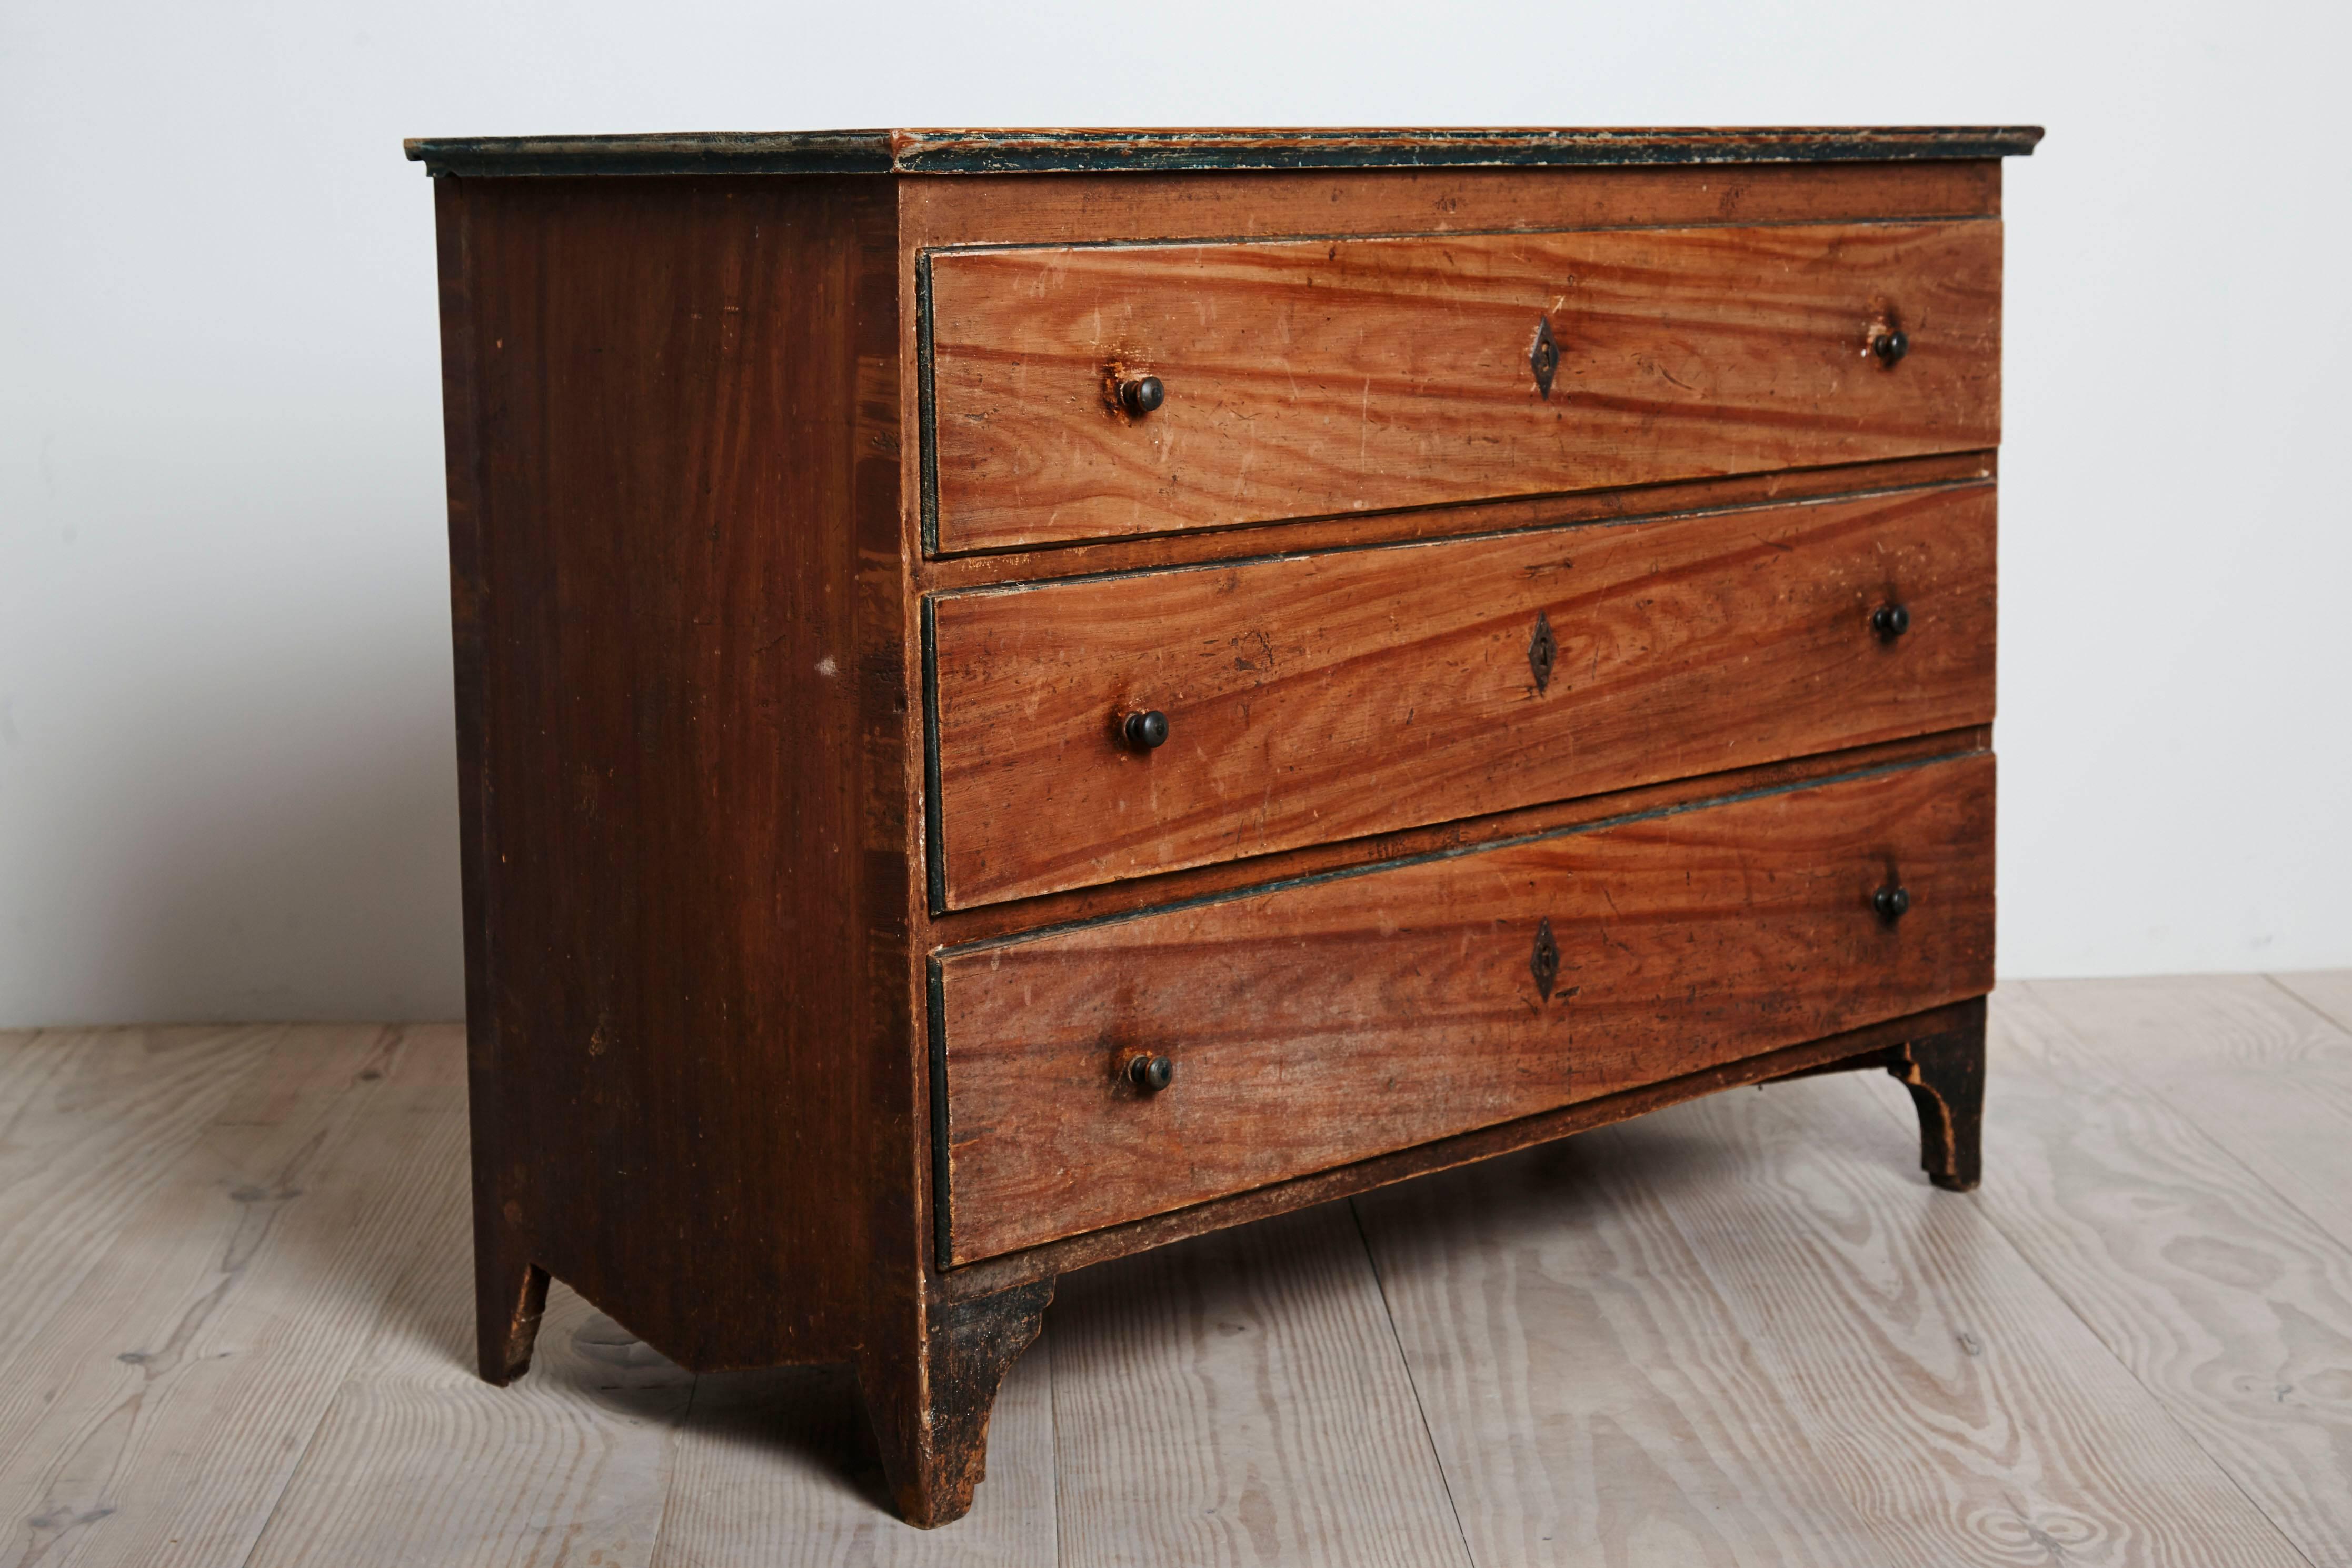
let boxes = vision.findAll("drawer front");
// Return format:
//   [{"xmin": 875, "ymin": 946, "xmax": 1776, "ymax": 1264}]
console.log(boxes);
[
  {"xmin": 936, "ymin": 754, "xmax": 1994, "ymax": 1264},
  {"xmin": 924, "ymin": 219, "xmax": 2001, "ymax": 553},
  {"xmin": 930, "ymin": 483, "xmax": 1995, "ymax": 909}
]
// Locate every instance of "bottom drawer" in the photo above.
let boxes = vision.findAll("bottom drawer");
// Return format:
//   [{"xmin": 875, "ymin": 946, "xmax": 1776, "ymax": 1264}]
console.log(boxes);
[{"xmin": 934, "ymin": 753, "xmax": 1995, "ymax": 1265}]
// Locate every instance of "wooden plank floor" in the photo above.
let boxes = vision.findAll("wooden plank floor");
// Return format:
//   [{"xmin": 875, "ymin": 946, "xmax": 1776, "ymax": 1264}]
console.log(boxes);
[{"xmin": 1, "ymin": 976, "xmax": 2345, "ymax": 1567}]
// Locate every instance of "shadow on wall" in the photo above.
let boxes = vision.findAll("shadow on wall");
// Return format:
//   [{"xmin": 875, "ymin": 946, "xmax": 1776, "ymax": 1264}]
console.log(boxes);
[
  {"xmin": 95, "ymin": 637, "xmax": 463, "ymax": 1025},
  {"xmin": 124, "ymin": 678, "xmax": 465, "ymax": 1024},
  {"xmin": 3, "ymin": 437, "xmax": 469, "ymax": 1027}
]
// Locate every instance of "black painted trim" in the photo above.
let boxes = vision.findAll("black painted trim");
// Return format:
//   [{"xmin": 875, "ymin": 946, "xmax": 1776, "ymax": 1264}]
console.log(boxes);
[
  {"xmin": 915, "ymin": 253, "xmax": 941, "ymax": 556},
  {"xmin": 406, "ymin": 126, "xmax": 2044, "ymax": 178},
  {"xmin": 406, "ymin": 131, "xmax": 898, "ymax": 177},
  {"xmin": 921, "ymin": 596, "xmax": 948, "ymax": 916}
]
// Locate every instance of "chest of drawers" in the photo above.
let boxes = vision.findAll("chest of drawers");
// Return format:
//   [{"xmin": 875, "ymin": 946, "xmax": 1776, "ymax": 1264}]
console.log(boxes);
[{"xmin": 409, "ymin": 125, "xmax": 2038, "ymax": 1526}]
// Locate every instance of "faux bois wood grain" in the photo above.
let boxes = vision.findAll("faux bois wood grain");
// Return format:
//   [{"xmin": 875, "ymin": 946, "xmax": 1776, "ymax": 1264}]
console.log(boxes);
[
  {"xmin": 932, "ymin": 726, "xmax": 1986, "ymax": 947},
  {"xmin": 925, "ymin": 219, "xmax": 2000, "ymax": 550},
  {"xmin": 919, "ymin": 453, "xmax": 2002, "ymax": 610},
  {"xmin": 0, "ymin": 1025, "xmax": 465, "ymax": 1568},
  {"xmin": 899, "ymin": 161, "xmax": 2002, "ymax": 258},
  {"xmin": 931, "ymin": 481, "xmax": 1995, "ymax": 906},
  {"xmin": 919, "ymin": 451, "xmax": 1996, "ymax": 595},
  {"xmin": 1855, "ymin": 987, "xmax": 2352, "ymax": 1565},
  {"xmin": 939, "ymin": 755, "xmax": 1994, "ymax": 1264},
  {"xmin": 1047, "ymin": 1203, "xmax": 1469, "ymax": 1568},
  {"xmin": 942, "ymin": 1000, "xmax": 1982, "ymax": 1302},
  {"xmin": 2028, "ymin": 974, "xmax": 2352, "ymax": 1254},
  {"xmin": 1699, "ymin": 1076, "xmax": 2318, "ymax": 1563}
]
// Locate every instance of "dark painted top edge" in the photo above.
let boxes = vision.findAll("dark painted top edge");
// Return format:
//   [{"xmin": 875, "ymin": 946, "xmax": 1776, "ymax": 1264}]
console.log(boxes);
[{"xmin": 403, "ymin": 126, "xmax": 2045, "ymax": 178}]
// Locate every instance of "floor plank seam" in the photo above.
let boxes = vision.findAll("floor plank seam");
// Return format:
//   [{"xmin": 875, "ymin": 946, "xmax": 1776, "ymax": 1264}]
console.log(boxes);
[
  {"xmin": 1345, "ymin": 1195, "xmax": 1478, "ymax": 1568},
  {"xmin": 1937, "ymin": 1152, "xmax": 2327, "ymax": 1567},
  {"xmin": 1925, "ymin": 994, "xmax": 2335, "ymax": 1566},
  {"xmin": 1044, "ymin": 1324, "xmax": 1067, "ymax": 1568},
  {"xmin": 645, "ymin": 1371, "xmax": 702, "ymax": 1566},
  {"xmin": 232, "ymin": 1372, "xmax": 348, "ymax": 1568},
  {"xmin": 17, "ymin": 992, "xmax": 2350, "ymax": 1562},
  {"xmin": 0, "ymin": 1025, "xmax": 313, "ymax": 1551},
  {"xmin": 2260, "ymin": 972, "xmax": 2352, "ymax": 1040},
  {"xmin": 0, "ymin": 1024, "xmax": 305, "ymax": 1500},
  {"xmin": 232, "ymin": 1167, "xmax": 463, "ymax": 1568},
  {"xmin": 2021, "ymin": 980, "xmax": 2352, "ymax": 1269}
]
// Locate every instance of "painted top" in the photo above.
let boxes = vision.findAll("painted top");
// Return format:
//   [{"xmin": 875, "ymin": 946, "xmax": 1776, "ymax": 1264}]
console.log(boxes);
[{"xmin": 404, "ymin": 126, "xmax": 2044, "ymax": 178}]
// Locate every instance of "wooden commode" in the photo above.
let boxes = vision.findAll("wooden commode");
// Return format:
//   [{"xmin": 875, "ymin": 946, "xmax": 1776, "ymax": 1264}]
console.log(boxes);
[{"xmin": 407, "ymin": 125, "xmax": 2040, "ymax": 1526}]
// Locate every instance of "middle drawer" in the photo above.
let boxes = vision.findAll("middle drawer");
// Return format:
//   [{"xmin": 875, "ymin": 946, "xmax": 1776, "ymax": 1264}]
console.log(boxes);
[{"xmin": 927, "ymin": 482, "xmax": 1994, "ymax": 910}]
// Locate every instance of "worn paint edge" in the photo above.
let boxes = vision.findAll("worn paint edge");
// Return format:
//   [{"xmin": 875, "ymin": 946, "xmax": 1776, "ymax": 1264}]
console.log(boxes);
[
  {"xmin": 405, "ymin": 131, "xmax": 900, "ymax": 177},
  {"xmin": 927, "ymin": 957, "xmax": 952, "ymax": 1270},
  {"xmin": 405, "ymin": 127, "xmax": 2045, "ymax": 178},
  {"xmin": 932, "ymin": 748, "xmax": 1977, "ymax": 961},
  {"xmin": 896, "ymin": 136, "xmax": 2041, "ymax": 175}
]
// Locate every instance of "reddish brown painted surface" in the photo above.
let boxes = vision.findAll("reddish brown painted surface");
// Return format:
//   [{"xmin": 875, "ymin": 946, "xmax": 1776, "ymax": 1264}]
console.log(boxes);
[
  {"xmin": 440, "ymin": 173, "xmax": 904, "ymax": 1377},
  {"xmin": 931, "ymin": 727, "xmax": 1989, "ymax": 947},
  {"xmin": 926, "ymin": 219, "xmax": 2001, "ymax": 551},
  {"xmin": 900, "ymin": 161, "xmax": 2003, "ymax": 263},
  {"xmin": 425, "ymin": 146, "xmax": 2019, "ymax": 1527},
  {"xmin": 930, "ymin": 481, "xmax": 1996, "ymax": 907},
  {"xmin": 940, "ymin": 995, "xmax": 1987, "ymax": 1301},
  {"xmin": 938, "ymin": 753, "xmax": 1995, "ymax": 1264},
  {"xmin": 919, "ymin": 450, "xmax": 1997, "ymax": 593}
]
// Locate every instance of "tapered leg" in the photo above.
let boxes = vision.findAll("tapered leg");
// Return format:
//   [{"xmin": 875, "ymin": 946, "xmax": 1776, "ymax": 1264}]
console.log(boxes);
[
  {"xmin": 1888, "ymin": 1001, "xmax": 1987, "ymax": 1192},
  {"xmin": 861, "ymin": 1278, "xmax": 1053, "ymax": 1528},
  {"xmin": 474, "ymin": 1211, "xmax": 550, "ymax": 1385}
]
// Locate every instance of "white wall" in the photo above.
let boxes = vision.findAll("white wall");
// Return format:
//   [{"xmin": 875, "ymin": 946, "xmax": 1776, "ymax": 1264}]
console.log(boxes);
[{"xmin": 4, "ymin": 0, "xmax": 2347, "ymax": 1025}]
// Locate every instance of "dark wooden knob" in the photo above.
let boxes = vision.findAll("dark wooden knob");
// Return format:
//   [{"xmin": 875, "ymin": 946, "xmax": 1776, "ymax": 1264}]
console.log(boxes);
[
  {"xmin": 1119, "ymin": 376, "xmax": 1165, "ymax": 416},
  {"xmin": 1122, "ymin": 710, "xmax": 1170, "ymax": 750},
  {"xmin": 1127, "ymin": 1054, "xmax": 1174, "ymax": 1092},
  {"xmin": 1874, "ymin": 885, "xmax": 1911, "ymax": 922},
  {"xmin": 1872, "ymin": 603, "xmax": 1911, "ymax": 640},
  {"xmin": 1873, "ymin": 327, "xmax": 1909, "ymax": 366}
]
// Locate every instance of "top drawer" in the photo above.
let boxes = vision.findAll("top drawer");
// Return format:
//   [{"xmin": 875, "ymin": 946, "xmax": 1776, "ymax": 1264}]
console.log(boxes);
[{"xmin": 922, "ymin": 219, "xmax": 2001, "ymax": 554}]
